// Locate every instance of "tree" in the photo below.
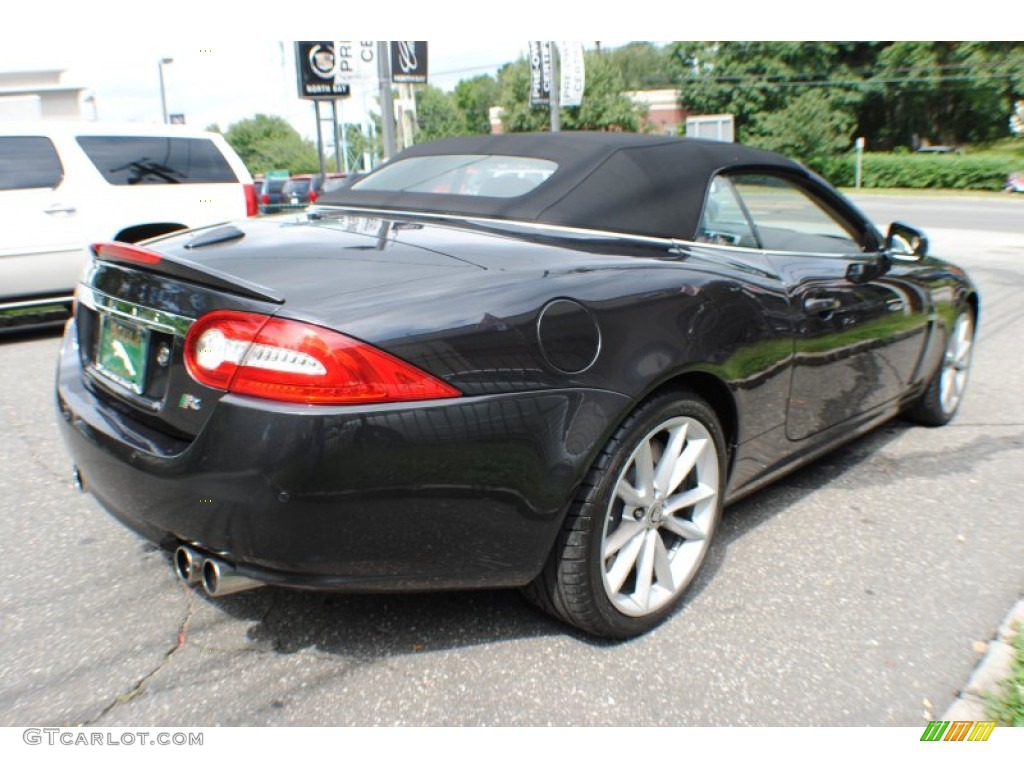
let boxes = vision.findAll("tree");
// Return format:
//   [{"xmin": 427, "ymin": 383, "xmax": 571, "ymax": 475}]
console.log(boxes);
[
  {"xmin": 667, "ymin": 41, "xmax": 1023, "ymax": 150},
  {"xmin": 454, "ymin": 75, "xmax": 501, "ymax": 135},
  {"xmin": 747, "ymin": 90, "xmax": 856, "ymax": 170},
  {"xmin": 561, "ymin": 52, "xmax": 645, "ymax": 132},
  {"xmin": 414, "ymin": 85, "xmax": 468, "ymax": 142},
  {"xmin": 872, "ymin": 41, "xmax": 1024, "ymax": 147},
  {"xmin": 222, "ymin": 114, "xmax": 320, "ymax": 175},
  {"xmin": 606, "ymin": 42, "xmax": 675, "ymax": 90},
  {"xmin": 668, "ymin": 41, "xmax": 869, "ymax": 144},
  {"xmin": 496, "ymin": 58, "xmax": 550, "ymax": 133},
  {"xmin": 496, "ymin": 52, "xmax": 646, "ymax": 134}
]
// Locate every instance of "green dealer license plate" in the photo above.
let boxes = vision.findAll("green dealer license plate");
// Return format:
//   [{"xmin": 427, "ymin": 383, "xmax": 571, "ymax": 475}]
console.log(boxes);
[{"xmin": 97, "ymin": 315, "xmax": 149, "ymax": 394}]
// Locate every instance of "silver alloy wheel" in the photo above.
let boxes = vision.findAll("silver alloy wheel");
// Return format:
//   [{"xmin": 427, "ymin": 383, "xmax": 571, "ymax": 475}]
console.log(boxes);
[
  {"xmin": 600, "ymin": 415, "xmax": 720, "ymax": 617},
  {"xmin": 940, "ymin": 313, "xmax": 973, "ymax": 416}
]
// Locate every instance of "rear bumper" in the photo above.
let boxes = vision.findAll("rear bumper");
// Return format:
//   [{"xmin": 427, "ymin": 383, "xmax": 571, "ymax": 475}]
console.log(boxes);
[{"xmin": 56, "ymin": 322, "xmax": 629, "ymax": 591}]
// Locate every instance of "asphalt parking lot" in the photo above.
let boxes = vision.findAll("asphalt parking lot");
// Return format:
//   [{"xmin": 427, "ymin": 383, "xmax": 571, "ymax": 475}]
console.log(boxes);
[{"xmin": 1, "ymin": 198, "xmax": 1022, "ymax": 726}]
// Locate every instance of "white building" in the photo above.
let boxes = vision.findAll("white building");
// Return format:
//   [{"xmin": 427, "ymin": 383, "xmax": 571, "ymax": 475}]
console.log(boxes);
[{"xmin": 0, "ymin": 70, "xmax": 89, "ymax": 121}]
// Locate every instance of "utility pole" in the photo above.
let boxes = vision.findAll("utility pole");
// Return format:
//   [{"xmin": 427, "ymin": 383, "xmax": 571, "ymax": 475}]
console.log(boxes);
[
  {"xmin": 549, "ymin": 43, "xmax": 561, "ymax": 133},
  {"xmin": 377, "ymin": 41, "xmax": 397, "ymax": 161},
  {"xmin": 158, "ymin": 57, "xmax": 173, "ymax": 124},
  {"xmin": 314, "ymin": 101, "xmax": 326, "ymax": 176}
]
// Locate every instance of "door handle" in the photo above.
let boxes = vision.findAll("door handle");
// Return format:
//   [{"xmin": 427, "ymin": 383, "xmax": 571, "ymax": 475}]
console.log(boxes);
[
  {"xmin": 44, "ymin": 204, "xmax": 76, "ymax": 214},
  {"xmin": 804, "ymin": 296, "xmax": 841, "ymax": 313}
]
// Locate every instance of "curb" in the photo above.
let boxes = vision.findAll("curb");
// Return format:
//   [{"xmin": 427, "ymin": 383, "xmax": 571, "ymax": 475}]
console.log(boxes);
[{"xmin": 944, "ymin": 598, "xmax": 1023, "ymax": 720}]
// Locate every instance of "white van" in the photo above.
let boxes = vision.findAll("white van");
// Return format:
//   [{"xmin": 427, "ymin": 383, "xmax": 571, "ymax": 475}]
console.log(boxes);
[{"xmin": 0, "ymin": 122, "xmax": 256, "ymax": 327}]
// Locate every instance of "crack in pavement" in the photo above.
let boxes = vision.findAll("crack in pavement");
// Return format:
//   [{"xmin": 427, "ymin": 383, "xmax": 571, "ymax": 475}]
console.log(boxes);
[
  {"xmin": 78, "ymin": 585, "xmax": 196, "ymax": 726},
  {"xmin": 1, "ymin": 406, "xmax": 71, "ymax": 486}
]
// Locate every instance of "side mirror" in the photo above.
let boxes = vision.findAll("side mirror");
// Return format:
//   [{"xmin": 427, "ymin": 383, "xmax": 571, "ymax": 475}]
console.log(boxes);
[{"xmin": 885, "ymin": 221, "xmax": 928, "ymax": 258}]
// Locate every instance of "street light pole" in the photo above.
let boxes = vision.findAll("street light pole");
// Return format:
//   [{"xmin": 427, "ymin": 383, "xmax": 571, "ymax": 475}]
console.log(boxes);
[{"xmin": 158, "ymin": 57, "xmax": 173, "ymax": 124}]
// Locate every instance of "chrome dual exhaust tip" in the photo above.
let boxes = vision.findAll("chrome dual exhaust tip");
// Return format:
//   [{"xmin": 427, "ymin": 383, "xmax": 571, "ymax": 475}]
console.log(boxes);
[
  {"xmin": 200, "ymin": 558, "xmax": 264, "ymax": 597},
  {"xmin": 174, "ymin": 546, "xmax": 264, "ymax": 597},
  {"xmin": 174, "ymin": 546, "xmax": 204, "ymax": 585}
]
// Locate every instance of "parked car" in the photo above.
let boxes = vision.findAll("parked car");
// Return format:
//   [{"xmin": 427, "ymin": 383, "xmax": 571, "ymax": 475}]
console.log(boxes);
[
  {"xmin": 319, "ymin": 173, "xmax": 355, "ymax": 196},
  {"xmin": 0, "ymin": 121, "xmax": 257, "ymax": 329},
  {"xmin": 56, "ymin": 133, "xmax": 978, "ymax": 638},
  {"xmin": 280, "ymin": 172, "xmax": 348, "ymax": 210},
  {"xmin": 258, "ymin": 175, "xmax": 290, "ymax": 214},
  {"xmin": 279, "ymin": 175, "xmax": 311, "ymax": 211},
  {"xmin": 1006, "ymin": 171, "xmax": 1024, "ymax": 193},
  {"xmin": 309, "ymin": 172, "xmax": 347, "ymax": 203}
]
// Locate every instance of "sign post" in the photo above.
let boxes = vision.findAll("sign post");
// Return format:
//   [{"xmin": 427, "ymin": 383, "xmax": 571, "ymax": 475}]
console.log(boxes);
[
  {"xmin": 855, "ymin": 136, "xmax": 866, "ymax": 189},
  {"xmin": 377, "ymin": 41, "xmax": 397, "ymax": 161}
]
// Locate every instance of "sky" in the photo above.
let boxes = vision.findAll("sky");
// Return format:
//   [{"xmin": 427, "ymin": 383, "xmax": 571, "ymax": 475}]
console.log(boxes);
[
  {"xmin": 1, "ymin": 39, "xmax": 533, "ymax": 138},
  {"xmin": 1, "ymin": 2, "xmax": 1001, "ymax": 140}
]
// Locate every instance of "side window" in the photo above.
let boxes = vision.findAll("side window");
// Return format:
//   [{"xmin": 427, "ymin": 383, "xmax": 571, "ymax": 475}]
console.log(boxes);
[
  {"xmin": 76, "ymin": 136, "xmax": 238, "ymax": 185},
  {"xmin": 731, "ymin": 174, "xmax": 863, "ymax": 254},
  {"xmin": 698, "ymin": 176, "xmax": 758, "ymax": 248},
  {"xmin": 0, "ymin": 136, "xmax": 63, "ymax": 190}
]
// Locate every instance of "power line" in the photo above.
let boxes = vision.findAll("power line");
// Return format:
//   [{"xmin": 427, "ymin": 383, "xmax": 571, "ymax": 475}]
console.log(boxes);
[{"xmin": 676, "ymin": 72, "xmax": 1019, "ymax": 90}]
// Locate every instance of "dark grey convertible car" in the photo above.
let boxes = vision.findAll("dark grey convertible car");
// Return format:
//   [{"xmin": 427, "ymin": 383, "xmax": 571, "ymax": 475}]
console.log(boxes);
[{"xmin": 56, "ymin": 133, "xmax": 977, "ymax": 637}]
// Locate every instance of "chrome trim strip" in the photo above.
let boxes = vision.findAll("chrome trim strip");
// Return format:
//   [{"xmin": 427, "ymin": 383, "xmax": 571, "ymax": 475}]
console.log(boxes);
[
  {"xmin": 76, "ymin": 285, "xmax": 195, "ymax": 337},
  {"xmin": 314, "ymin": 205, "xmax": 677, "ymax": 248},
  {"xmin": 315, "ymin": 205, "xmax": 875, "ymax": 259}
]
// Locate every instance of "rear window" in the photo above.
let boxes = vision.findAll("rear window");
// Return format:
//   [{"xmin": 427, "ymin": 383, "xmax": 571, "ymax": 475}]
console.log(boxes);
[
  {"xmin": 76, "ymin": 136, "xmax": 238, "ymax": 185},
  {"xmin": 322, "ymin": 177, "xmax": 351, "ymax": 194},
  {"xmin": 283, "ymin": 178, "xmax": 311, "ymax": 195},
  {"xmin": 0, "ymin": 136, "xmax": 63, "ymax": 190},
  {"xmin": 353, "ymin": 154, "xmax": 556, "ymax": 197}
]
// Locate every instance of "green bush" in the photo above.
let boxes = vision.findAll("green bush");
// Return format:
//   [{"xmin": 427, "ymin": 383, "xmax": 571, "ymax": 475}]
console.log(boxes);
[{"xmin": 815, "ymin": 152, "xmax": 1019, "ymax": 191}]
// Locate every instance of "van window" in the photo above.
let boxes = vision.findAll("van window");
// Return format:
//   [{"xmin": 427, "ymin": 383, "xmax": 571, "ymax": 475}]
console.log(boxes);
[
  {"xmin": 0, "ymin": 136, "xmax": 63, "ymax": 190},
  {"xmin": 76, "ymin": 136, "xmax": 238, "ymax": 185}
]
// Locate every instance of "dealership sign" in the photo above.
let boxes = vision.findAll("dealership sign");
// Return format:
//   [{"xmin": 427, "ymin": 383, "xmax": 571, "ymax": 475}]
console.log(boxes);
[
  {"xmin": 295, "ymin": 42, "xmax": 353, "ymax": 100},
  {"xmin": 558, "ymin": 42, "xmax": 585, "ymax": 107},
  {"xmin": 390, "ymin": 42, "xmax": 428, "ymax": 84},
  {"xmin": 529, "ymin": 41, "xmax": 553, "ymax": 106}
]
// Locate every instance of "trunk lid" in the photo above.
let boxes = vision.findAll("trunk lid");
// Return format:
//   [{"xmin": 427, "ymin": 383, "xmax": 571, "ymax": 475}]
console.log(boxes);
[{"xmin": 71, "ymin": 214, "xmax": 495, "ymax": 441}]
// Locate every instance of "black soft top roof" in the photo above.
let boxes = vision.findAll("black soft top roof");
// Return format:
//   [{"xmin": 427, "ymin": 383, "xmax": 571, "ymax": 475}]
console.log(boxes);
[{"xmin": 318, "ymin": 132, "xmax": 806, "ymax": 240}]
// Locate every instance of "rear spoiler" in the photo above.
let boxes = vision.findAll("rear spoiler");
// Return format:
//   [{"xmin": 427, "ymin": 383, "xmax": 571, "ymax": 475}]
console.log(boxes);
[{"xmin": 91, "ymin": 240, "xmax": 285, "ymax": 305}]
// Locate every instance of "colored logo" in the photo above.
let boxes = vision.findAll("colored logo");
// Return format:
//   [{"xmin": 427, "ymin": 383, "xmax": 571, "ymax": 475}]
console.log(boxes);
[
  {"xmin": 178, "ymin": 393, "xmax": 202, "ymax": 411},
  {"xmin": 920, "ymin": 720, "xmax": 996, "ymax": 741}
]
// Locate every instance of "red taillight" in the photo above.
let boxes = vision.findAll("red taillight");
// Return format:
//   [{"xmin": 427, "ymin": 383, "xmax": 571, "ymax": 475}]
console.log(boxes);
[
  {"xmin": 183, "ymin": 311, "xmax": 461, "ymax": 405},
  {"xmin": 244, "ymin": 183, "xmax": 259, "ymax": 217},
  {"xmin": 92, "ymin": 242, "xmax": 162, "ymax": 265},
  {"xmin": 308, "ymin": 190, "xmax": 318, "ymax": 203},
  {"xmin": 261, "ymin": 193, "xmax": 270, "ymax": 205}
]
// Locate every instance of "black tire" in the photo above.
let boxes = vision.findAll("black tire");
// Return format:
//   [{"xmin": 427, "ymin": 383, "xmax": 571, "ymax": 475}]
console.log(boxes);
[
  {"xmin": 907, "ymin": 307, "xmax": 975, "ymax": 427},
  {"xmin": 524, "ymin": 390, "xmax": 726, "ymax": 638}
]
